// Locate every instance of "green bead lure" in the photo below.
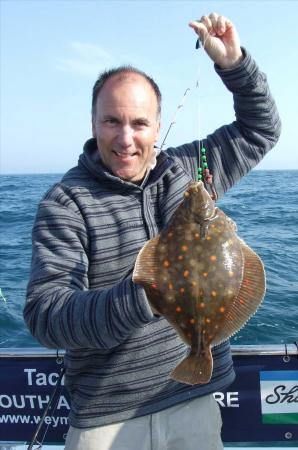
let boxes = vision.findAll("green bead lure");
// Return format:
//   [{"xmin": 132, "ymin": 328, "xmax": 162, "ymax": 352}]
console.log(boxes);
[{"xmin": 198, "ymin": 146, "xmax": 218, "ymax": 200}]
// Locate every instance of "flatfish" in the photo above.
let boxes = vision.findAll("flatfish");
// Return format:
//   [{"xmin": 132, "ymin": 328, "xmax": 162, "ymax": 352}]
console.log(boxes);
[{"xmin": 132, "ymin": 181, "xmax": 265, "ymax": 385}]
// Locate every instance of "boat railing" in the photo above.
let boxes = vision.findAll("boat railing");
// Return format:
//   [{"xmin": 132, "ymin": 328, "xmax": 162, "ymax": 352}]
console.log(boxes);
[{"xmin": 0, "ymin": 343, "xmax": 297, "ymax": 357}]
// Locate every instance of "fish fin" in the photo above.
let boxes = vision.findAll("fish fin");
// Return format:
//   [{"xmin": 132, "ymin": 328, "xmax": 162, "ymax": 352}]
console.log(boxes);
[
  {"xmin": 214, "ymin": 242, "xmax": 266, "ymax": 344},
  {"xmin": 132, "ymin": 236, "xmax": 162, "ymax": 314},
  {"xmin": 170, "ymin": 347, "xmax": 213, "ymax": 385},
  {"xmin": 132, "ymin": 236, "xmax": 160, "ymax": 286}
]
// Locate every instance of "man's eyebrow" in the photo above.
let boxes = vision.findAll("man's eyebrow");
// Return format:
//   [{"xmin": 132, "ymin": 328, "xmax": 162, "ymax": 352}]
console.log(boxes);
[
  {"xmin": 102, "ymin": 114, "xmax": 119, "ymax": 120},
  {"xmin": 102, "ymin": 115, "xmax": 151, "ymax": 124},
  {"xmin": 132, "ymin": 117, "xmax": 150, "ymax": 124}
]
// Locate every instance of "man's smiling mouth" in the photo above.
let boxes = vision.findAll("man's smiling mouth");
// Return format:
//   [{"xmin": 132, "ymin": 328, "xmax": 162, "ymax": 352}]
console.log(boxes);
[{"xmin": 113, "ymin": 150, "xmax": 138, "ymax": 158}]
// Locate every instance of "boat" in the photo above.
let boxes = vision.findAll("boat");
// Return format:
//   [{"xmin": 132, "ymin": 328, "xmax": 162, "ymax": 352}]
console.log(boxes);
[{"xmin": 0, "ymin": 344, "xmax": 297, "ymax": 447}]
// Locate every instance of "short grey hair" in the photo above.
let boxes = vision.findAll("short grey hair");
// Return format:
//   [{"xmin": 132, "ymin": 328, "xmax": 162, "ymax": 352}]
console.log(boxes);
[{"xmin": 91, "ymin": 65, "xmax": 162, "ymax": 117}]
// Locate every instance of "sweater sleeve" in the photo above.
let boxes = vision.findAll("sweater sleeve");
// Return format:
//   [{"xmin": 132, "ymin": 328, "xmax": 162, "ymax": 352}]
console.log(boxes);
[
  {"xmin": 24, "ymin": 190, "xmax": 154, "ymax": 350},
  {"xmin": 166, "ymin": 49, "xmax": 282, "ymax": 197}
]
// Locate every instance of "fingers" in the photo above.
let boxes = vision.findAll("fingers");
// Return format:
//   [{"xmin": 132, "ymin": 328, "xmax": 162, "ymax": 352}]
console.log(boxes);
[
  {"xmin": 189, "ymin": 12, "xmax": 234, "ymax": 38},
  {"xmin": 200, "ymin": 14, "xmax": 214, "ymax": 36},
  {"xmin": 210, "ymin": 13, "xmax": 233, "ymax": 36},
  {"xmin": 189, "ymin": 20, "xmax": 209, "ymax": 45},
  {"xmin": 189, "ymin": 12, "xmax": 241, "ymax": 68}
]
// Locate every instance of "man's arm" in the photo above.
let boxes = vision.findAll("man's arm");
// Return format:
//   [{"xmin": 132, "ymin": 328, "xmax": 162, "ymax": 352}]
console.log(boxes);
[
  {"xmin": 166, "ymin": 13, "xmax": 281, "ymax": 196},
  {"xmin": 24, "ymin": 188, "xmax": 155, "ymax": 350}
]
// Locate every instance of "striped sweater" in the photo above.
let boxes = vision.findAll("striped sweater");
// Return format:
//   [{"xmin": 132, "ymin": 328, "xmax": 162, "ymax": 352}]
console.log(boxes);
[{"xmin": 24, "ymin": 50, "xmax": 281, "ymax": 428}]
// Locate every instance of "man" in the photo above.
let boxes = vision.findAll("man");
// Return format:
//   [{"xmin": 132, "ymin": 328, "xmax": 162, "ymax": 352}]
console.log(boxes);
[{"xmin": 24, "ymin": 13, "xmax": 281, "ymax": 450}]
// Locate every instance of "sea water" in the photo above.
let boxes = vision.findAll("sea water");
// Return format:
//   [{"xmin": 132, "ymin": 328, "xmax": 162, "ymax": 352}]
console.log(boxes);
[
  {"xmin": 0, "ymin": 170, "xmax": 297, "ymax": 348},
  {"xmin": 0, "ymin": 170, "xmax": 297, "ymax": 449}
]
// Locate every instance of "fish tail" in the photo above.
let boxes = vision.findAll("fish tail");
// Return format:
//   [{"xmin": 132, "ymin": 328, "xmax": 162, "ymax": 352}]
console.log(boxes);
[{"xmin": 170, "ymin": 347, "xmax": 213, "ymax": 385}]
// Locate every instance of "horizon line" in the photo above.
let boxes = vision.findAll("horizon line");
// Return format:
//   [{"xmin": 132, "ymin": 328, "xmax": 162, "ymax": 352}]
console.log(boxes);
[{"xmin": 1, "ymin": 168, "xmax": 298, "ymax": 176}]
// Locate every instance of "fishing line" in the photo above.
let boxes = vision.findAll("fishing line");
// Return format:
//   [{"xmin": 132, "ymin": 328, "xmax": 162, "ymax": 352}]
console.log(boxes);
[
  {"xmin": 159, "ymin": 32, "xmax": 217, "ymax": 200},
  {"xmin": 195, "ymin": 34, "xmax": 218, "ymax": 200},
  {"xmin": 0, "ymin": 288, "xmax": 7, "ymax": 303},
  {"xmin": 158, "ymin": 23, "xmax": 211, "ymax": 152},
  {"xmin": 27, "ymin": 359, "xmax": 65, "ymax": 450},
  {"xmin": 0, "ymin": 330, "xmax": 24, "ymax": 347},
  {"xmin": 159, "ymin": 33, "xmax": 209, "ymax": 154},
  {"xmin": 0, "ymin": 292, "xmax": 27, "ymax": 347},
  {"xmin": 159, "ymin": 87, "xmax": 193, "ymax": 151}
]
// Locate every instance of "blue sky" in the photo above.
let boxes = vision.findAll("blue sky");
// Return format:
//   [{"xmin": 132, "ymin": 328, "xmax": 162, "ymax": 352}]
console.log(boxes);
[{"xmin": 1, "ymin": 0, "xmax": 297, "ymax": 174}]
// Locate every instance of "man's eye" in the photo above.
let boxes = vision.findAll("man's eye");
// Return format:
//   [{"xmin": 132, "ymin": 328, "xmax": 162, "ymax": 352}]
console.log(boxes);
[
  {"xmin": 104, "ymin": 118, "xmax": 118, "ymax": 124},
  {"xmin": 134, "ymin": 121, "xmax": 148, "ymax": 127}
]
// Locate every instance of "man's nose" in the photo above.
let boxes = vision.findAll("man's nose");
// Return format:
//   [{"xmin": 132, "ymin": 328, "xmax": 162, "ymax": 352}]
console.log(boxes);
[{"xmin": 117, "ymin": 126, "xmax": 134, "ymax": 147}]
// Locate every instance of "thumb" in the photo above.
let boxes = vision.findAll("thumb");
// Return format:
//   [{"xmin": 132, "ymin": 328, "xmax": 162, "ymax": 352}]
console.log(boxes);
[{"xmin": 189, "ymin": 21, "xmax": 209, "ymax": 46}]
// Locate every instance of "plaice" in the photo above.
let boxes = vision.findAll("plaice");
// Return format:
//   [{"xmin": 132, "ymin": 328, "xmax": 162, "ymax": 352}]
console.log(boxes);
[{"xmin": 132, "ymin": 181, "xmax": 266, "ymax": 385}]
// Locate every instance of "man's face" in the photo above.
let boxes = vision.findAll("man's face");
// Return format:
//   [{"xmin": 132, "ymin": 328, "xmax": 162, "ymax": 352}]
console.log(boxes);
[{"xmin": 92, "ymin": 74, "xmax": 160, "ymax": 183}]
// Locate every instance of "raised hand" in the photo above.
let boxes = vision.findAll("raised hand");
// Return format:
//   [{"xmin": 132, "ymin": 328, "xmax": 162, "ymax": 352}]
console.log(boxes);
[{"xmin": 189, "ymin": 12, "xmax": 243, "ymax": 69}]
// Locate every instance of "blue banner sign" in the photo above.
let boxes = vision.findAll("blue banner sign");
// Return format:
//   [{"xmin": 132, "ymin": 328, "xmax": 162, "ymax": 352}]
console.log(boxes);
[
  {"xmin": 0, "ymin": 347, "xmax": 297, "ymax": 444},
  {"xmin": 220, "ymin": 352, "xmax": 298, "ymax": 443},
  {"xmin": 0, "ymin": 356, "xmax": 68, "ymax": 443}
]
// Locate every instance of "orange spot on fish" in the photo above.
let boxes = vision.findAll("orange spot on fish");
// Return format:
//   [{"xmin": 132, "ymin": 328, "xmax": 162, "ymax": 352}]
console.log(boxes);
[
  {"xmin": 181, "ymin": 245, "xmax": 188, "ymax": 252},
  {"xmin": 183, "ymin": 270, "xmax": 190, "ymax": 278},
  {"xmin": 210, "ymin": 255, "xmax": 217, "ymax": 262},
  {"xmin": 219, "ymin": 307, "xmax": 225, "ymax": 313},
  {"xmin": 176, "ymin": 306, "xmax": 182, "ymax": 313},
  {"xmin": 163, "ymin": 260, "xmax": 170, "ymax": 268},
  {"xmin": 211, "ymin": 290, "xmax": 217, "ymax": 297}
]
